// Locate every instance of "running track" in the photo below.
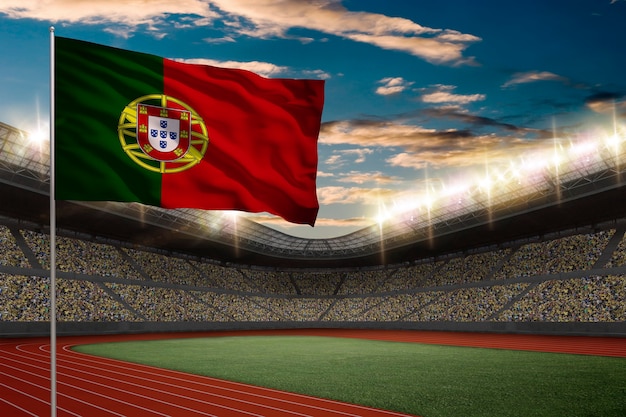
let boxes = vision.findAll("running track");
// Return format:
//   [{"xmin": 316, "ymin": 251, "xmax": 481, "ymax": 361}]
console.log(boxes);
[{"xmin": 1, "ymin": 329, "xmax": 625, "ymax": 416}]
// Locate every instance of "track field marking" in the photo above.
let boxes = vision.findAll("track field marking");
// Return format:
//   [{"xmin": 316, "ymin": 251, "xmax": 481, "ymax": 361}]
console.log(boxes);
[
  {"xmin": 1, "ymin": 336, "xmax": 414, "ymax": 417},
  {"xmin": 61, "ymin": 343, "xmax": 409, "ymax": 417}
]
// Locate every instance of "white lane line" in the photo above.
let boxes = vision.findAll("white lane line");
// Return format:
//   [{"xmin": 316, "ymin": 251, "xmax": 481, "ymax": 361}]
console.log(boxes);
[
  {"xmin": 0, "ymin": 358, "xmax": 183, "ymax": 417},
  {"xmin": 62, "ymin": 343, "xmax": 413, "ymax": 417},
  {"xmin": 0, "ymin": 373, "xmax": 104, "ymax": 417},
  {"xmin": 3, "ymin": 348, "xmax": 263, "ymax": 417},
  {"xmin": 0, "ymin": 384, "xmax": 42, "ymax": 417}
]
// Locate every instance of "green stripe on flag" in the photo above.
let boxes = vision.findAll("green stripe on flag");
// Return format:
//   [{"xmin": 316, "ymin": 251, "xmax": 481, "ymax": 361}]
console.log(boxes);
[{"xmin": 55, "ymin": 37, "xmax": 164, "ymax": 204}]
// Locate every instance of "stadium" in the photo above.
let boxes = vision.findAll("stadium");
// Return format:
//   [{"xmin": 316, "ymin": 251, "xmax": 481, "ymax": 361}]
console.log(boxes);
[{"xmin": 1, "ymin": 119, "xmax": 626, "ymax": 416}]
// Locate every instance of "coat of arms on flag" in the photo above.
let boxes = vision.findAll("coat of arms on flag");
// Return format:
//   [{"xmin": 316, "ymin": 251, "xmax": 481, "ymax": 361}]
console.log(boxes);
[
  {"xmin": 137, "ymin": 104, "xmax": 191, "ymax": 162},
  {"xmin": 117, "ymin": 94, "xmax": 210, "ymax": 174}
]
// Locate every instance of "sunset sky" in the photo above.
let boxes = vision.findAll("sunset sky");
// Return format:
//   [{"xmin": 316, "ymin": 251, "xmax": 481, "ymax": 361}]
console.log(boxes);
[{"xmin": 1, "ymin": 0, "xmax": 625, "ymax": 238}]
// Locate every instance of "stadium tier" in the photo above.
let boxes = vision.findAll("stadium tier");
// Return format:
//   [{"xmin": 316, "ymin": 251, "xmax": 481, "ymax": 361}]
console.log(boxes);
[{"xmin": 1, "ymin": 222, "xmax": 625, "ymax": 336}]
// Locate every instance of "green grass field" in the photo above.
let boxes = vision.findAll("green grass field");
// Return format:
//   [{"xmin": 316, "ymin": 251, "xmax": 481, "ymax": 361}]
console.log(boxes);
[{"xmin": 73, "ymin": 335, "xmax": 626, "ymax": 417}]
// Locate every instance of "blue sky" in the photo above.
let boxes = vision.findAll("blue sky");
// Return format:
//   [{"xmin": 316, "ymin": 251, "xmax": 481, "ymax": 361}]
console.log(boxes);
[{"xmin": 1, "ymin": 0, "xmax": 625, "ymax": 239}]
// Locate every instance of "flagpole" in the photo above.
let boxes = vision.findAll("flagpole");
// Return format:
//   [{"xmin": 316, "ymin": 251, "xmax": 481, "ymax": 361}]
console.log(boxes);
[{"xmin": 49, "ymin": 25, "xmax": 57, "ymax": 417}]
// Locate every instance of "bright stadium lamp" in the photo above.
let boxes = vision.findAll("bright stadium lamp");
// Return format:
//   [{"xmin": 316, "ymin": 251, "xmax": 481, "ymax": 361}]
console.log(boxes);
[{"xmin": 28, "ymin": 126, "xmax": 48, "ymax": 145}]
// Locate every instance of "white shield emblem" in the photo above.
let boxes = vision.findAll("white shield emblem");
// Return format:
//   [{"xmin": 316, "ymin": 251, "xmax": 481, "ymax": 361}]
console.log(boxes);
[{"xmin": 136, "ymin": 104, "xmax": 191, "ymax": 162}]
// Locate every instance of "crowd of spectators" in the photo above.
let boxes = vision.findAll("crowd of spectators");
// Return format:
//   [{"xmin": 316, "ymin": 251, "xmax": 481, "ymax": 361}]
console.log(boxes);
[
  {"xmin": 20, "ymin": 229, "xmax": 142, "ymax": 279},
  {"xmin": 412, "ymin": 283, "xmax": 530, "ymax": 322},
  {"xmin": 190, "ymin": 260, "xmax": 259, "ymax": 293},
  {"xmin": 122, "ymin": 248, "xmax": 205, "ymax": 286},
  {"xmin": 57, "ymin": 279, "xmax": 136, "ymax": 321},
  {"xmin": 192, "ymin": 291, "xmax": 282, "ymax": 321},
  {"xmin": 0, "ymin": 273, "xmax": 138, "ymax": 322},
  {"xmin": 425, "ymin": 250, "xmax": 511, "ymax": 287},
  {"xmin": 0, "ymin": 273, "xmax": 48, "ymax": 321},
  {"xmin": 493, "ymin": 230, "xmax": 614, "ymax": 280},
  {"xmin": 336, "ymin": 270, "xmax": 388, "ymax": 295},
  {"xmin": 105, "ymin": 283, "xmax": 217, "ymax": 321},
  {"xmin": 375, "ymin": 262, "xmax": 442, "ymax": 292},
  {"xmin": 321, "ymin": 297, "xmax": 379, "ymax": 321},
  {"xmin": 242, "ymin": 270, "xmax": 296, "ymax": 294},
  {"xmin": 328, "ymin": 292, "xmax": 446, "ymax": 322},
  {"xmin": 291, "ymin": 271, "xmax": 341, "ymax": 295},
  {"xmin": 605, "ymin": 231, "xmax": 626, "ymax": 267},
  {"xmin": 0, "ymin": 226, "xmax": 30, "ymax": 268},
  {"xmin": 1, "ymin": 225, "xmax": 625, "ymax": 323},
  {"xmin": 251, "ymin": 296, "xmax": 335, "ymax": 321},
  {"xmin": 496, "ymin": 275, "xmax": 626, "ymax": 321}
]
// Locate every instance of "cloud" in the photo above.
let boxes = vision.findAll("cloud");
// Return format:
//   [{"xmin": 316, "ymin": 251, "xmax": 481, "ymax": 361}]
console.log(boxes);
[
  {"xmin": 320, "ymin": 115, "xmax": 549, "ymax": 172},
  {"xmin": 202, "ymin": 36, "xmax": 236, "ymax": 44},
  {"xmin": 316, "ymin": 171, "xmax": 335, "ymax": 178},
  {"xmin": 0, "ymin": 0, "xmax": 480, "ymax": 65},
  {"xmin": 174, "ymin": 58, "xmax": 330, "ymax": 78},
  {"xmin": 174, "ymin": 58, "xmax": 287, "ymax": 77},
  {"xmin": 241, "ymin": 0, "xmax": 482, "ymax": 66},
  {"xmin": 345, "ymin": 32, "xmax": 479, "ymax": 65},
  {"xmin": 341, "ymin": 148, "xmax": 372, "ymax": 163},
  {"xmin": 209, "ymin": 0, "xmax": 442, "ymax": 39},
  {"xmin": 320, "ymin": 118, "xmax": 472, "ymax": 149},
  {"xmin": 0, "ymin": 0, "xmax": 215, "ymax": 29},
  {"xmin": 585, "ymin": 91, "xmax": 626, "ymax": 114},
  {"xmin": 336, "ymin": 171, "xmax": 401, "ymax": 185},
  {"xmin": 255, "ymin": 214, "xmax": 373, "ymax": 231},
  {"xmin": 420, "ymin": 84, "xmax": 485, "ymax": 105},
  {"xmin": 324, "ymin": 148, "xmax": 374, "ymax": 168},
  {"xmin": 375, "ymin": 77, "xmax": 414, "ymax": 96},
  {"xmin": 502, "ymin": 71, "xmax": 569, "ymax": 88},
  {"xmin": 383, "ymin": 130, "xmax": 556, "ymax": 171},
  {"xmin": 324, "ymin": 154, "xmax": 344, "ymax": 167},
  {"xmin": 310, "ymin": 217, "xmax": 373, "ymax": 228},
  {"xmin": 317, "ymin": 186, "xmax": 400, "ymax": 205},
  {"xmin": 384, "ymin": 134, "xmax": 517, "ymax": 169},
  {"xmin": 420, "ymin": 108, "xmax": 526, "ymax": 132}
]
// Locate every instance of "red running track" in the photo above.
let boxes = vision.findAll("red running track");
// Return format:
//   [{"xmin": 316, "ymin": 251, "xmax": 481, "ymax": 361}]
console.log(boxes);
[{"xmin": 1, "ymin": 329, "xmax": 625, "ymax": 416}]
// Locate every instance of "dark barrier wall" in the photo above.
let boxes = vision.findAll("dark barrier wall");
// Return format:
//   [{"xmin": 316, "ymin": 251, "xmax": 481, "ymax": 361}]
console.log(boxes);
[{"xmin": 2, "ymin": 321, "xmax": 625, "ymax": 339}]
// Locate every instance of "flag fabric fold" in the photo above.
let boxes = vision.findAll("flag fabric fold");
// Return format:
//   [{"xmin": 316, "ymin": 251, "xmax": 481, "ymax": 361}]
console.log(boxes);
[{"xmin": 55, "ymin": 36, "xmax": 324, "ymax": 225}]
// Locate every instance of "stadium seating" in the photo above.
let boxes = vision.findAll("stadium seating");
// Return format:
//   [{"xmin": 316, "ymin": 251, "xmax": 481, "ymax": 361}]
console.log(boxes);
[{"xmin": 1, "ymin": 224, "xmax": 625, "ymax": 330}]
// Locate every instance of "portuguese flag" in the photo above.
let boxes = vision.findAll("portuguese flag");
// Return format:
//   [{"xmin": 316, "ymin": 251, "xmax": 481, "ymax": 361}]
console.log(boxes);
[{"xmin": 54, "ymin": 37, "xmax": 324, "ymax": 226}]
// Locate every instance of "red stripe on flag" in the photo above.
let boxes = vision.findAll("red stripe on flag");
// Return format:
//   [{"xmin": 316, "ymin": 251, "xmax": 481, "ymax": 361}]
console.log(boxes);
[{"xmin": 160, "ymin": 58, "xmax": 324, "ymax": 225}]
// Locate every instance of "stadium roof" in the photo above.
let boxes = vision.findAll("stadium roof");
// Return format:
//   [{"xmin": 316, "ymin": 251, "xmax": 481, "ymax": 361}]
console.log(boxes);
[{"xmin": 3, "ymin": 120, "xmax": 626, "ymax": 268}]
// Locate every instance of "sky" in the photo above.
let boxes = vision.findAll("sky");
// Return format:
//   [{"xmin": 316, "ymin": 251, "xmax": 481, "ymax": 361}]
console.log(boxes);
[{"xmin": 1, "ymin": 0, "xmax": 626, "ymax": 239}]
